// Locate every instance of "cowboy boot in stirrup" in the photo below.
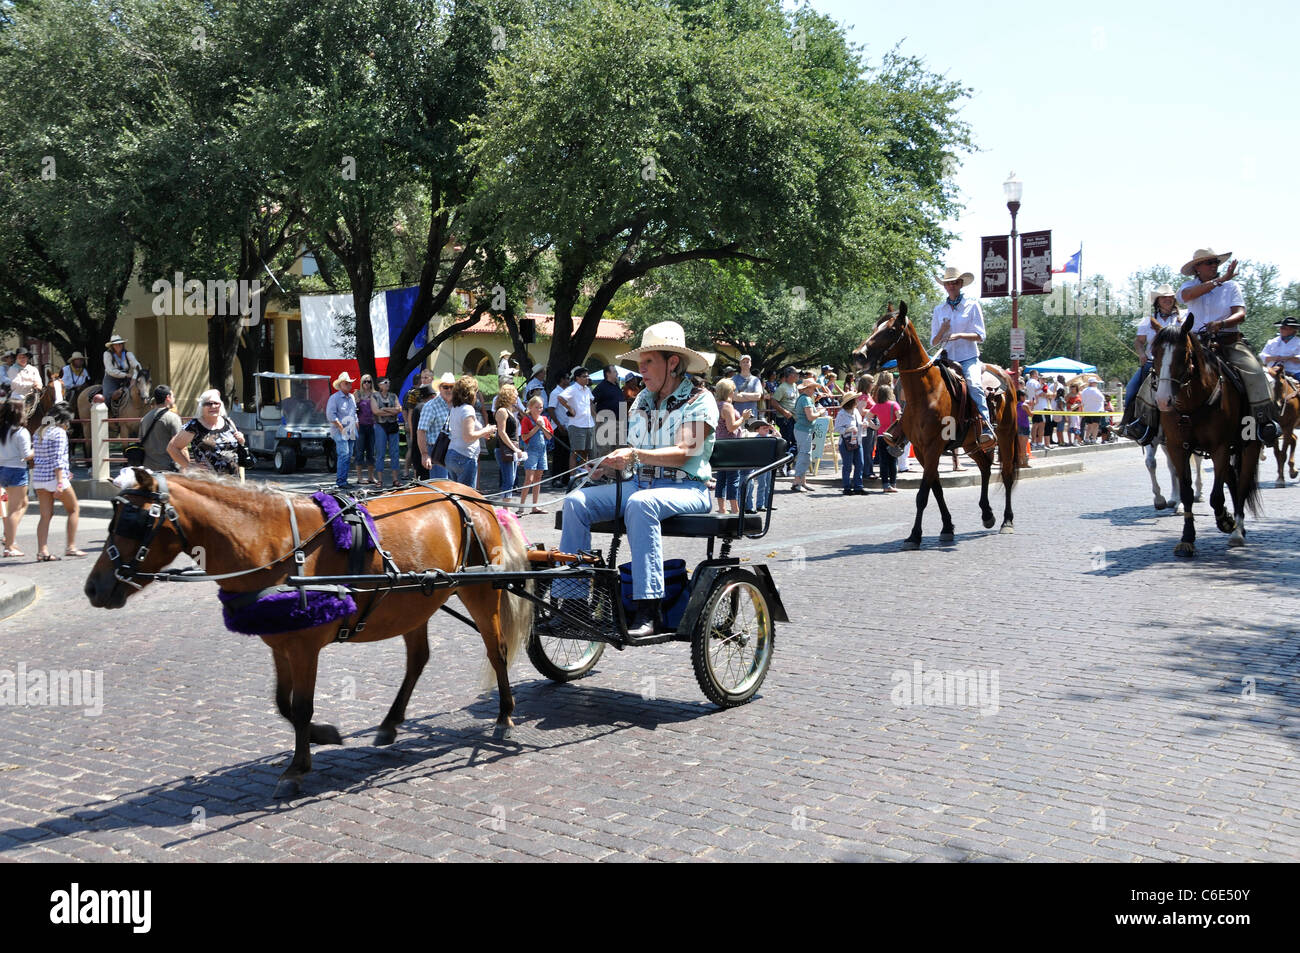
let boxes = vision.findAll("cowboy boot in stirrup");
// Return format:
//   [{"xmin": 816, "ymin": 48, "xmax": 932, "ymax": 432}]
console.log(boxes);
[
  {"xmin": 976, "ymin": 417, "xmax": 998, "ymax": 450},
  {"xmin": 1251, "ymin": 403, "xmax": 1280, "ymax": 444}
]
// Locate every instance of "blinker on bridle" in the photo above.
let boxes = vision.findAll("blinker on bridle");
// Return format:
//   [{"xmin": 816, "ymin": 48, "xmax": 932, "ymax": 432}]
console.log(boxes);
[{"xmin": 105, "ymin": 472, "xmax": 191, "ymax": 588}]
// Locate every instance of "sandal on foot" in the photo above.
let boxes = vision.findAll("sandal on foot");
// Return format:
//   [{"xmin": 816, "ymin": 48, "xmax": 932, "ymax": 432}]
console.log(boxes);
[
  {"xmin": 2, "ymin": 548, "xmax": 23, "ymax": 558},
  {"xmin": 37, "ymin": 553, "xmax": 62, "ymax": 562},
  {"xmin": 65, "ymin": 549, "xmax": 88, "ymax": 558}
]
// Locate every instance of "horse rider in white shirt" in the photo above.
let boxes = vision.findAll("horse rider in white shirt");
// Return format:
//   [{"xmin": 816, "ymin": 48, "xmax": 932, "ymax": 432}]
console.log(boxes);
[{"xmin": 930, "ymin": 266, "xmax": 997, "ymax": 449}]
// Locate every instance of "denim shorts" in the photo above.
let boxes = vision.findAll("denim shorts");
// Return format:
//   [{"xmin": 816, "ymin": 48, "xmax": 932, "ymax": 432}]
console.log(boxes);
[
  {"xmin": 0, "ymin": 465, "xmax": 28, "ymax": 487},
  {"xmin": 524, "ymin": 435, "xmax": 547, "ymax": 471}
]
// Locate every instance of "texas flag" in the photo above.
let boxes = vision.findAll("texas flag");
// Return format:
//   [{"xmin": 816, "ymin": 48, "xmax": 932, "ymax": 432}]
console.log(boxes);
[
  {"xmin": 1052, "ymin": 247, "xmax": 1082, "ymax": 274},
  {"xmin": 300, "ymin": 288, "xmax": 426, "ymax": 400}
]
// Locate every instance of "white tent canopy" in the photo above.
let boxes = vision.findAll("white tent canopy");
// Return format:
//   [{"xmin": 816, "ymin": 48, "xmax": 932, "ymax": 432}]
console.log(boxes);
[{"xmin": 1025, "ymin": 357, "xmax": 1096, "ymax": 375}]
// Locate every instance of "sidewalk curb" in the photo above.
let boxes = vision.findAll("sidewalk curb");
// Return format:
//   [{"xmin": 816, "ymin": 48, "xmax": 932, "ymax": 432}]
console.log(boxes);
[
  {"xmin": 801, "ymin": 438, "xmax": 1130, "ymax": 489},
  {"xmin": 0, "ymin": 573, "xmax": 37, "ymax": 622}
]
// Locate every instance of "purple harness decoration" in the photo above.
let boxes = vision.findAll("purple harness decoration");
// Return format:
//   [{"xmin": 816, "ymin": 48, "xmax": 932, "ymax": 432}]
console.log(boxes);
[{"xmin": 218, "ymin": 492, "xmax": 381, "ymax": 636}]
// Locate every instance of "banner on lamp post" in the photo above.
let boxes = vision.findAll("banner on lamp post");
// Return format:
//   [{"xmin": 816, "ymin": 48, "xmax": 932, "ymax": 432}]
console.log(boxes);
[
  {"xmin": 1021, "ymin": 230, "xmax": 1053, "ymax": 296},
  {"xmin": 981, "ymin": 236, "xmax": 1010, "ymax": 298}
]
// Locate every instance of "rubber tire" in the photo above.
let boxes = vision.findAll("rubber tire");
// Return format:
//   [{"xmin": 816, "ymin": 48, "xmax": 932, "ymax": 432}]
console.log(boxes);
[
  {"xmin": 526, "ymin": 626, "xmax": 605, "ymax": 682},
  {"xmin": 324, "ymin": 444, "xmax": 337, "ymax": 473},
  {"xmin": 690, "ymin": 568, "xmax": 774, "ymax": 708},
  {"xmin": 274, "ymin": 445, "xmax": 297, "ymax": 474}
]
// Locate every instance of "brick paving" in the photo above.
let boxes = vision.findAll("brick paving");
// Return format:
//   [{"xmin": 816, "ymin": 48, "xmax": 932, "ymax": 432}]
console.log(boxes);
[{"xmin": 1, "ymin": 447, "xmax": 1298, "ymax": 861}]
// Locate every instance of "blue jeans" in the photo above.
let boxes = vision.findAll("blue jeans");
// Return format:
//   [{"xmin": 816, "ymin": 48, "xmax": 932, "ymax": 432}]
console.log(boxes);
[
  {"xmin": 794, "ymin": 427, "xmax": 813, "ymax": 478},
  {"xmin": 496, "ymin": 447, "xmax": 517, "ymax": 495},
  {"xmin": 875, "ymin": 436, "xmax": 897, "ymax": 487},
  {"xmin": 960, "ymin": 357, "xmax": 991, "ymax": 422},
  {"xmin": 444, "ymin": 448, "xmax": 478, "ymax": 488},
  {"xmin": 355, "ymin": 423, "xmax": 377, "ymax": 467},
  {"xmin": 378, "ymin": 428, "xmax": 401, "ymax": 476},
  {"xmin": 556, "ymin": 477, "xmax": 711, "ymax": 600},
  {"xmin": 1125, "ymin": 361, "xmax": 1152, "ymax": 407},
  {"xmin": 333, "ymin": 435, "xmax": 355, "ymax": 486},
  {"xmin": 840, "ymin": 437, "xmax": 864, "ymax": 490},
  {"xmin": 715, "ymin": 468, "xmax": 739, "ymax": 501}
]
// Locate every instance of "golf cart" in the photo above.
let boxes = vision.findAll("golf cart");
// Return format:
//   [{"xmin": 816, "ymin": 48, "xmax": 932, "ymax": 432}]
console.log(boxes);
[{"xmin": 229, "ymin": 372, "xmax": 337, "ymax": 474}]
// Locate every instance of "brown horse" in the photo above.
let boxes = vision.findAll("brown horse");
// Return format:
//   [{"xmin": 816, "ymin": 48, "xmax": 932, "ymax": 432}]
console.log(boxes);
[
  {"xmin": 1151, "ymin": 316, "xmax": 1262, "ymax": 555},
  {"xmin": 854, "ymin": 303, "xmax": 1019, "ymax": 549},
  {"xmin": 77, "ymin": 365, "xmax": 151, "ymax": 439},
  {"xmin": 22, "ymin": 377, "xmax": 64, "ymax": 435},
  {"xmin": 83, "ymin": 470, "xmax": 533, "ymax": 798},
  {"xmin": 1265, "ymin": 365, "xmax": 1299, "ymax": 487}
]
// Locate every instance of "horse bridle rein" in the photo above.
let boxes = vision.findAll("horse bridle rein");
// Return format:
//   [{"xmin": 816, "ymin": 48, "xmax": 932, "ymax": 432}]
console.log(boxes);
[{"xmin": 105, "ymin": 473, "xmax": 193, "ymax": 589}]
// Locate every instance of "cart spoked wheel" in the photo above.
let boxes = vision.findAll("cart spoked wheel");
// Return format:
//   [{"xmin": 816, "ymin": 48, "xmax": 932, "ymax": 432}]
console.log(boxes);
[
  {"xmin": 274, "ymin": 445, "xmax": 297, "ymax": 474},
  {"xmin": 527, "ymin": 622, "xmax": 605, "ymax": 682},
  {"xmin": 690, "ymin": 568, "xmax": 774, "ymax": 708}
]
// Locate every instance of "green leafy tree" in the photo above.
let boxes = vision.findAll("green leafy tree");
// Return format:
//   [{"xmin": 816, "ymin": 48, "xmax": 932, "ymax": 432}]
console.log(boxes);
[{"xmin": 467, "ymin": 0, "xmax": 972, "ymax": 388}]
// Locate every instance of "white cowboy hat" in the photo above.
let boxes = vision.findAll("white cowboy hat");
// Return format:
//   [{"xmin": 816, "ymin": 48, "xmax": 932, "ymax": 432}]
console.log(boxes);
[
  {"xmin": 436, "ymin": 372, "xmax": 456, "ymax": 387},
  {"xmin": 69, "ymin": 351, "xmax": 86, "ymax": 361},
  {"xmin": 498, "ymin": 349, "xmax": 513, "ymax": 359},
  {"xmin": 333, "ymin": 371, "xmax": 355, "ymax": 389},
  {"xmin": 1180, "ymin": 247, "xmax": 1232, "ymax": 277},
  {"xmin": 616, "ymin": 321, "xmax": 711, "ymax": 375},
  {"xmin": 105, "ymin": 334, "xmax": 127, "ymax": 347},
  {"xmin": 936, "ymin": 266, "xmax": 975, "ymax": 287},
  {"xmin": 1147, "ymin": 283, "xmax": 1178, "ymax": 306}
]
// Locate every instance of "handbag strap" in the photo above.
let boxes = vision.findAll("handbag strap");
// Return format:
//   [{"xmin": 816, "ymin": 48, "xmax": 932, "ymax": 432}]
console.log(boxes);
[{"xmin": 138, "ymin": 408, "xmax": 165, "ymax": 446}]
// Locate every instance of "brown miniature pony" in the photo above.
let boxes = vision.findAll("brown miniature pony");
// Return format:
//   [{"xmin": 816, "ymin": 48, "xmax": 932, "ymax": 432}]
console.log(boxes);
[
  {"xmin": 1151, "ymin": 316, "xmax": 1262, "ymax": 556},
  {"xmin": 1264, "ymin": 364, "xmax": 1299, "ymax": 487},
  {"xmin": 854, "ymin": 303, "xmax": 1019, "ymax": 549},
  {"xmin": 84, "ymin": 470, "xmax": 533, "ymax": 798},
  {"xmin": 77, "ymin": 365, "xmax": 151, "ymax": 438}
]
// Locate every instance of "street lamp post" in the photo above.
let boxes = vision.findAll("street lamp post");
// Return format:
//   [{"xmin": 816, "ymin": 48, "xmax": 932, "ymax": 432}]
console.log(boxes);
[{"xmin": 1004, "ymin": 172, "xmax": 1023, "ymax": 382}]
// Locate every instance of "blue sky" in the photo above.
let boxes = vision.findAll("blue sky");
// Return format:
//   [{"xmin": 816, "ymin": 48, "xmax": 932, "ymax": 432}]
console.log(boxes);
[{"xmin": 810, "ymin": 0, "xmax": 1299, "ymax": 293}]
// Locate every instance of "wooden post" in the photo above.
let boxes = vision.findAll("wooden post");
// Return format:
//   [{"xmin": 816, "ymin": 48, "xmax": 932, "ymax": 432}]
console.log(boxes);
[{"xmin": 90, "ymin": 402, "xmax": 109, "ymax": 483}]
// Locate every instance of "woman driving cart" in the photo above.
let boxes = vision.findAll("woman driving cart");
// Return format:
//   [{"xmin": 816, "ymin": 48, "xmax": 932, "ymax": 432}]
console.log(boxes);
[{"xmin": 554, "ymin": 322, "xmax": 717, "ymax": 638}]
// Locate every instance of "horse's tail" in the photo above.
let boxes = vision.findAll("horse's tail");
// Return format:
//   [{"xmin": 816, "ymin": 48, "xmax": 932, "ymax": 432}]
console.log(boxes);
[
  {"xmin": 477, "ymin": 506, "xmax": 534, "ymax": 691},
  {"xmin": 1239, "ymin": 448, "xmax": 1263, "ymax": 518}
]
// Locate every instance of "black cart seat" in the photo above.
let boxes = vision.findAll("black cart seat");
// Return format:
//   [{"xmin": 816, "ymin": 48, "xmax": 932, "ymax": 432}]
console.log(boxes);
[{"xmin": 555, "ymin": 436, "xmax": 790, "ymax": 541}]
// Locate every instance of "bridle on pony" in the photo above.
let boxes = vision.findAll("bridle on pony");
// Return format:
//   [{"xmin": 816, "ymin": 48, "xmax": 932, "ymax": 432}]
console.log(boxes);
[
  {"xmin": 105, "ymin": 473, "xmax": 193, "ymax": 589},
  {"xmin": 863, "ymin": 317, "xmax": 936, "ymax": 375}
]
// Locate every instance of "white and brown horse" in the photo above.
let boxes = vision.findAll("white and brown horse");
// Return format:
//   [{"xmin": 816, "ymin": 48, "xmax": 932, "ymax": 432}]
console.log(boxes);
[{"xmin": 76, "ymin": 365, "xmax": 151, "ymax": 439}]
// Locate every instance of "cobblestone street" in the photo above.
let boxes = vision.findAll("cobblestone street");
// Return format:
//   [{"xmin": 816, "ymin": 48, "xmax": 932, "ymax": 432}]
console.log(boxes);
[{"xmin": 2, "ymin": 448, "xmax": 1298, "ymax": 861}]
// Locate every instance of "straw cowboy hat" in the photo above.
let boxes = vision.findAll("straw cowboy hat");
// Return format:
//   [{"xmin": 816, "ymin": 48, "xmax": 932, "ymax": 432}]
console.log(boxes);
[
  {"xmin": 617, "ymin": 321, "xmax": 711, "ymax": 375},
  {"xmin": 1147, "ymin": 283, "xmax": 1177, "ymax": 306},
  {"xmin": 499, "ymin": 349, "xmax": 513, "ymax": 359},
  {"xmin": 936, "ymin": 266, "xmax": 975, "ymax": 287},
  {"xmin": 796, "ymin": 377, "xmax": 821, "ymax": 393},
  {"xmin": 839, "ymin": 391, "xmax": 860, "ymax": 409},
  {"xmin": 105, "ymin": 334, "xmax": 127, "ymax": 348},
  {"xmin": 332, "ymin": 371, "xmax": 355, "ymax": 389},
  {"xmin": 1180, "ymin": 247, "xmax": 1232, "ymax": 277},
  {"xmin": 69, "ymin": 351, "xmax": 86, "ymax": 361}
]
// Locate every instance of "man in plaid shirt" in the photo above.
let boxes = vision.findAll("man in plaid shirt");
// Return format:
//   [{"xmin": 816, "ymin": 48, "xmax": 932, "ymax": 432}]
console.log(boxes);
[{"xmin": 418, "ymin": 373, "xmax": 455, "ymax": 480}]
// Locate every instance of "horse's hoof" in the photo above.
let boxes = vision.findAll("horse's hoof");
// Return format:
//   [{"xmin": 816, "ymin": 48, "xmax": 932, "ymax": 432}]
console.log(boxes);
[
  {"xmin": 901, "ymin": 539, "xmax": 921, "ymax": 551},
  {"xmin": 1215, "ymin": 514, "xmax": 1236, "ymax": 534},
  {"xmin": 1276, "ymin": 480, "xmax": 1286, "ymax": 489},
  {"xmin": 1194, "ymin": 492, "xmax": 1204, "ymax": 502},
  {"xmin": 981, "ymin": 514, "xmax": 995, "ymax": 529},
  {"xmin": 1171, "ymin": 504, "xmax": 1182, "ymax": 515},
  {"xmin": 1228, "ymin": 530, "xmax": 1246, "ymax": 547},
  {"xmin": 309, "ymin": 724, "xmax": 343, "ymax": 746},
  {"xmin": 1153, "ymin": 498, "xmax": 1166, "ymax": 510},
  {"xmin": 274, "ymin": 777, "xmax": 302, "ymax": 800},
  {"xmin": 939, "ymin": 530, "xmax": 955, "ymax": 542},
  {"xmin": 374, "ymin": 725, "xmax": 397, "ymax": 746},
  {"xmin": 493, "ymin": 723, "xmax": 513, "ymax": 742},
  {"xmin": 999, "ymin": 523, "xmax": 1014, "ymax": 535},
  {"xmin": 1175, "ymin": 542, "xmax": 1196, "ymax": 558}
]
